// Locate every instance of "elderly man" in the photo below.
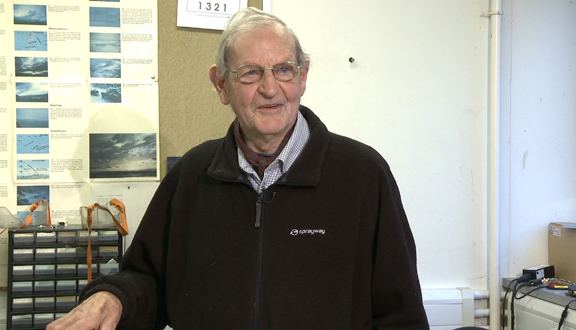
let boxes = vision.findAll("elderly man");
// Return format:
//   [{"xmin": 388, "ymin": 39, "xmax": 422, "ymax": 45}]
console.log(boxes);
[{"xmin": 47, "ymin": 7, "xmax": 428, "ymax": 330}]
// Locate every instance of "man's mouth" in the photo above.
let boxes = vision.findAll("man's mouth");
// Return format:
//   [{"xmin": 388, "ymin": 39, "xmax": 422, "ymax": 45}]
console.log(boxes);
[{"xmin": 258, "ymin": 103, "xmax": 283, "ymax": 110}]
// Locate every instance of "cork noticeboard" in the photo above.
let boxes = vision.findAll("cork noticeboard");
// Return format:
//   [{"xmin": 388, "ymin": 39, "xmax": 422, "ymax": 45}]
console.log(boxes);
[{"xmin": 158, "ymin": 0, "xmax": 263, "ymax": 177}]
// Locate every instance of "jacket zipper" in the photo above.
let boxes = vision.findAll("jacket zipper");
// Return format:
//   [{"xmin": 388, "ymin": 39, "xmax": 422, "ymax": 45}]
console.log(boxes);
[
  {"xmin": 254, "ymin": 192, "xmax": 264, "ymax": 330},
  {"xmin": 255, "ymin": 193, "xmax": 263, "ymax": 228}
]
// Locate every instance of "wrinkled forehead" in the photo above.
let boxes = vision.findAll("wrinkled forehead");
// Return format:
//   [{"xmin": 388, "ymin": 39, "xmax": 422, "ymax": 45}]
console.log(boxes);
[{"xmin": 227, "ymin": 24, "xmax": 297, "ymax": 63}]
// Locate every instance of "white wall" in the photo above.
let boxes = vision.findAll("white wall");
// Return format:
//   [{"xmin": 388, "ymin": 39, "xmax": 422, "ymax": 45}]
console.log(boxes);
[
  {"xmin": 501, "ymin": 0, "xmax": 576, "ymax": 277},
  {"xmin": 90, "ymin": 182, "xmax": 159, "ymax": 248},
  {"xmin": 272, "ymin": 0, "xmax": 576, "ymax": 289}
]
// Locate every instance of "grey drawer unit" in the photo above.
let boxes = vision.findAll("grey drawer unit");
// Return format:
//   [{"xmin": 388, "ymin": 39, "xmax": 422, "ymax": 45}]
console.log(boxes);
[{"xmin": 7, "ymin": 226, "xmax": 123, "ymax": 329}]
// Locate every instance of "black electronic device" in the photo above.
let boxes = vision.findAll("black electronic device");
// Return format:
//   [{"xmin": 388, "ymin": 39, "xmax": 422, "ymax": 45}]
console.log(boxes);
[{"xmin": 522, "ymin": 264, "xmax": 555, "ymax": 281}]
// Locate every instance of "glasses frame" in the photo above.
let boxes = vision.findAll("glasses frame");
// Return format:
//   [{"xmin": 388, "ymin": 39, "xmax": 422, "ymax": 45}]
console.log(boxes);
[{"xmin": 230, "ymin": 61, "xmax": 301, "ymax": 84}]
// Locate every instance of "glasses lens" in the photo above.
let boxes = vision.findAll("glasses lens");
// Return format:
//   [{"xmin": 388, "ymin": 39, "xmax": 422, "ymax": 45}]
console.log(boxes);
[
  {"xmin": 272, "ymin": 62, "xmax": 298, "ymax": 82},
  {"xmin": 236, "ymin": 65, "xmax": 262, "ymax": 83},
  {"xmin": 234, "ymin": 62, "xmax": 299, "ymax": 83}
]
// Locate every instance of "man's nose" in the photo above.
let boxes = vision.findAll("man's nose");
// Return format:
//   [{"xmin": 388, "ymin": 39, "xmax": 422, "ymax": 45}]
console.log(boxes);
[{"xmin": 257, "ymin": 69, "xmax": 279, "ymax": 97}]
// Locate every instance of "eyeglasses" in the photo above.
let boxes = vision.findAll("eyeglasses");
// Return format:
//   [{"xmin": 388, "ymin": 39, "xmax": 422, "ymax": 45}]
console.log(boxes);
[{"xmin": 230, "ymin": 61, "xmax": 301, "ymax": 84}]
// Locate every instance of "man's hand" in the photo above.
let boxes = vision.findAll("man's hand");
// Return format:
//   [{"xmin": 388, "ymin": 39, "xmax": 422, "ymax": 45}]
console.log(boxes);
[{"xmin": 46, "ymin": 291, "xmax": 122, "ymax": 330}]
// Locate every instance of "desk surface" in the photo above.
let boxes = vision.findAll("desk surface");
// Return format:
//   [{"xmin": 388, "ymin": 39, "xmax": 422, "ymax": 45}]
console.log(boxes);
[{"xmin": 503, "ymin": 277, "xmax": 576, "ymax": 310}]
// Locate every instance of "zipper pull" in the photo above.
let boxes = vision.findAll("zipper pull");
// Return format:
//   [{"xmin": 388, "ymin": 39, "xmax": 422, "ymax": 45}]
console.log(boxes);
[{"xmin": 255, "ymin": 194, "xmax": 263, "ymax": 228}]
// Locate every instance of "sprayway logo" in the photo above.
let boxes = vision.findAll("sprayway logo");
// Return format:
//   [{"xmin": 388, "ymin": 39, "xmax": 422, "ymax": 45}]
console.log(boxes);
[{"xmin": 290, "ymin": 229, "xmax": 326, "ymax": 236}]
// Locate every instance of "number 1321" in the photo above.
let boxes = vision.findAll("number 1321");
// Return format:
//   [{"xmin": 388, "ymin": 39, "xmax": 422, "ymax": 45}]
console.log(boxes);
[{"xmin": 198, "ymin": 1, "xmax": 227, "ymax": 12}]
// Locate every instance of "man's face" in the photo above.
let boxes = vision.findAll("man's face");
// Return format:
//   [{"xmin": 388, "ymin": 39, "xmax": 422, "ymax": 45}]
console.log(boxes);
[{"xmin": 211, "ymin": 24, "xmax": 308, "ymax": 147}]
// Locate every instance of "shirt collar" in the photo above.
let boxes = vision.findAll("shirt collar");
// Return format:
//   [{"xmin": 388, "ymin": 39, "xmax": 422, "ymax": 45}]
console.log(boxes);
[
  {"xmin": 207, "ymin": 105, "xmax": 326, "ymax": 187},
  {"xmin": 276, "ymin": 111, "xmax": 310, "ymax": 172},
  {"xmin": 236, "ymin": 111, "xmax": 309, "ymax": 177}
]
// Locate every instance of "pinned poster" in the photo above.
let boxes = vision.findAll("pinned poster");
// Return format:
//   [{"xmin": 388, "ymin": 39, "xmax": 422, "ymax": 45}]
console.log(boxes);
[{"xmin": 177, "ymin": 0, "xmax": 248, "ymax": 30}]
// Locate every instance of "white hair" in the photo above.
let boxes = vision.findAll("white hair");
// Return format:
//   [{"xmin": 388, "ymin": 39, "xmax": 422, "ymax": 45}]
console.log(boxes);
[{"xmin": 214, "ymin": 7, "xmax": 309, "ymax": 78}]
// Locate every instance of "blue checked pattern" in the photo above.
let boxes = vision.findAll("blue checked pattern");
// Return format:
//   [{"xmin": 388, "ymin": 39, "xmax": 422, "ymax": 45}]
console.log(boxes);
[{"xmin": 237, "ymin": 111, "xmax": 310, "ymax": 192}]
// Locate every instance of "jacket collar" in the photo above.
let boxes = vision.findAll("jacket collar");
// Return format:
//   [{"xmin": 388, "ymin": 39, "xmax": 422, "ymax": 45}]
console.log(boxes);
[{"xmin": 206, "ymin": 105, "xmax": 329, "ymax": 187}]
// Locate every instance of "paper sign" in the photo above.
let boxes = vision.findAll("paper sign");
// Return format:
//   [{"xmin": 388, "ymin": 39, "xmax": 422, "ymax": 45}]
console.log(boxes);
[{"xmin": 177, "ymin": 0, "xmax": 248, "ymax": 30}]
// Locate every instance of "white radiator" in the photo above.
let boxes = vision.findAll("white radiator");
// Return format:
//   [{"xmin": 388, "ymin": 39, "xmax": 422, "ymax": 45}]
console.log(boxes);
[{"xmin": 423, "ymin": 288, "xmax": 481, "ymax": 330}]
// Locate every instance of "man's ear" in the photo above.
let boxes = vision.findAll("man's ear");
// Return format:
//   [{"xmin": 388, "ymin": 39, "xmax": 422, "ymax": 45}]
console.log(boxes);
[
  {"xmin": 209, "ymin": 65, "xmax": 230, "ymax": 105},
  {"xmin": 298, "ymin": 60, "xmax": 310, "ymax": 97}
]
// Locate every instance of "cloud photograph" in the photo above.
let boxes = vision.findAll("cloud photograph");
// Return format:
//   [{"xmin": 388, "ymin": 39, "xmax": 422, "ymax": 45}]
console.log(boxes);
[
  {"xmin": 16, "ymin": 108, "xmax": 49, "ymax": 128},
  {"xmin": 17, "ymin": 185, "xmax": 50, "ymax": 205},
  {"xmin": 17, "ymin": 160, "xmax": 50, "ymax": 180},
  {"xmin": 15, "ymin": 57, "xmax": 48, "ymax": 77},
  {"xmin": 13, "ymin": 4, "xmax": 47, "ymax": 25},
  {"xmin": 16, "ymin": 82, "xmax": 48, "ymax": 102},
  {"xmin": 90, "ymin": 83, "xmax": 121, "ymax": 103},
  {"xmin": 90, "ymin": 58, "xmax": 121, "ymax": 78},
  {"xmin": 90, "ymin": 32, "xmax": 121, "ymax": 53},
  {"xmin": 90, "ymin": 7, "xmax": 121, "ymax": 27},
  {"xmin": 14, "ymin": 31, "xmax": 48, "ymax": 51},
  {"xmin": 90, "ymin": 133, "xmax": 157, "ymax": 179},
  {"xmin": 17, "ymin": 134, "xmax": 49, "ymax": 154}
]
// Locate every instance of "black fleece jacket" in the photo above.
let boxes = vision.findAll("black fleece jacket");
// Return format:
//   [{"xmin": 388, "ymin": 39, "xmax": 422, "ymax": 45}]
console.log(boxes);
[{"xmin": 81, "ymin": 106, "xmax": 429, "ymax": 330}]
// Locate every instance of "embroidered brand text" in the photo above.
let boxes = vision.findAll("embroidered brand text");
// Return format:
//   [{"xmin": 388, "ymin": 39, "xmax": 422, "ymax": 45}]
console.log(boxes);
[{"xmin": 290, "ymin": 229, "xmax": 326, "ymax": 236}]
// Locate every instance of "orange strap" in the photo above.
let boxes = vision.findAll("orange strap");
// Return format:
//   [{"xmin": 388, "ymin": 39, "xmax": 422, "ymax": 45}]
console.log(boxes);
[
  {"xmin": 109, "ymin": 198, "xmax": 129, "ymax": 236},
  {"xmin": 84, "ymin": 199, "xmax": 128, "ymax": 282},
  {"xmin": 86, "ymin": 206, "xmax": 94, "ymax": 282},
  {"xmin": 21, "ymin": 200, "xmax": 51, "ymax": 228}
]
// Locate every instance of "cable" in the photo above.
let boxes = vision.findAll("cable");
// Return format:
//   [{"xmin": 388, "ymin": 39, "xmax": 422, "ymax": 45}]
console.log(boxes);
[
  {"xmin": 510, "ymin": 282, "xmax": 529, "ymax": 330},
  {"xmin": 511, "ymin": 278, "xmax": 567, "ymax": 329},
  {"xmin": 502, "ymin": 278, "xmax": 518, "ymax": 330},
  {"xmin": 510, "ymin": 279, "xmax": 546, "ymax": 329},
  {"xmin": 502, "ymin": 274, "xmax": 531, "ymax": 330},
  {"xmin": 504, "ymin": 276, "xmax": 575, "ymax": 330},
  {"xmin": 558, "ymin": 298, "xmax": 576, "ymax": 330}
]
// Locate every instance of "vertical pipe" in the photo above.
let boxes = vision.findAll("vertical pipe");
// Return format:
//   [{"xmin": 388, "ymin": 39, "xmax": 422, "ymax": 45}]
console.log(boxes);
[{"xmin": 487, "ymin": 0, "xmax": 502, "ymax": 329}]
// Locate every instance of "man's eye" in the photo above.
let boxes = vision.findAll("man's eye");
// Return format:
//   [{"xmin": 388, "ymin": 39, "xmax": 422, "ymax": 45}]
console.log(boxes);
[
  {"xmin": 241, "ymin": 68, "xmax": 260, "ymax": 77},
  {"xmin": 275, "ymin": 65, "xmax": 292, "ymax": 74}
]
